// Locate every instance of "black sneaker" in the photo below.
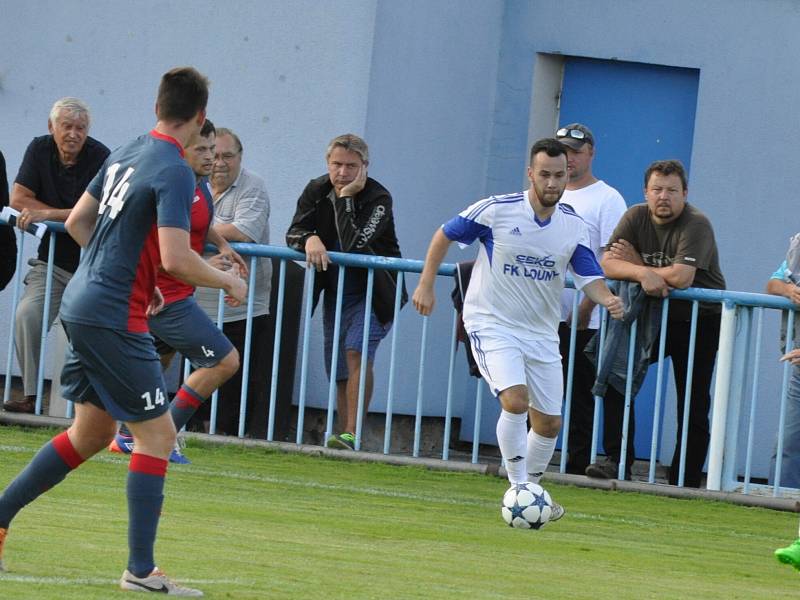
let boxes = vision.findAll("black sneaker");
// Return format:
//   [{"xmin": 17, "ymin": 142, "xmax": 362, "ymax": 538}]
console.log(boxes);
[{"xmin": 585, "ymin": 459, "xmax": 619, "ymax": 479}]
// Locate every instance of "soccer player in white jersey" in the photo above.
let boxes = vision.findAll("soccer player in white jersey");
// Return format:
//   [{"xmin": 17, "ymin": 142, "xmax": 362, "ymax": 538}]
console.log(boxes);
[{"xmin": 413, "ymin": 138, "xmax": 624, "ymax": 518}]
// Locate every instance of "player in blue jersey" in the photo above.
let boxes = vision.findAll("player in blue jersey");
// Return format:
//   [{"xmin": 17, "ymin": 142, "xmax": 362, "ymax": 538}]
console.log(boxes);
[
  {"xmin": 0, "ymin": 67, "xmax": 246, "ymax": 596},
  {"xmin": 413, "ymin": 138, "xmax": 624, "ymax": 520}
]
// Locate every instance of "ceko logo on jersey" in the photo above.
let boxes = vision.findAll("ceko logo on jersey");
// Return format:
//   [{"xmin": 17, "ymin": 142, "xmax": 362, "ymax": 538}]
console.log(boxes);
[{"xmin": 502, "ymin": 254, "xmax": 559, "ymax": 281}]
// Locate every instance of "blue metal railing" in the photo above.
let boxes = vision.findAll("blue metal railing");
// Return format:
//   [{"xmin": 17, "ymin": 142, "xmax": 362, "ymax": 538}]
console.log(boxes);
[{"xmin": 2, "ymin": 216, "xmax": 799, "ymax": 498}]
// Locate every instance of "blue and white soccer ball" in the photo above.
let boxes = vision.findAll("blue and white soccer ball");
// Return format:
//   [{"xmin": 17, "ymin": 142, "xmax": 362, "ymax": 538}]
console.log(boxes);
[{"xmin": 501, "ymin": 482, "xmax": 554, "ymax": 529}]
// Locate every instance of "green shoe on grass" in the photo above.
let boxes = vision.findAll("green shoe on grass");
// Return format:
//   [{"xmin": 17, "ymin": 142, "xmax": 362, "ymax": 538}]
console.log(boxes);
[{"xmin": 775, "ymin": 538, "xmax": 800, "ymax": 570}]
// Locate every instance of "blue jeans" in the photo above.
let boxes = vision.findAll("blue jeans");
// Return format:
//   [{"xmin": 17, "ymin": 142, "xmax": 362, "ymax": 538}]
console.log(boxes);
[{"xmin": 772, "ymin": 365, "xmax": 800, "ymax": 488}]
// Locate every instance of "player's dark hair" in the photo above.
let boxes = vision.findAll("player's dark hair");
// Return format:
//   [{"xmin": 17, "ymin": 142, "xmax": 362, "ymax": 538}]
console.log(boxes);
[
  {"xmin": 156, "ymin": 67, "xmax": 209, "ymax": 123},
  {"xmin": 200, "ymin": 118, "xmax": 215, "ymax": 138},
  {"xmin": 644, "ymin": 159, "xmax": 688, "ymax": 191},
  {"xmin": 529, "ymin": 138, "xmax": 568, "ymax": 165}
]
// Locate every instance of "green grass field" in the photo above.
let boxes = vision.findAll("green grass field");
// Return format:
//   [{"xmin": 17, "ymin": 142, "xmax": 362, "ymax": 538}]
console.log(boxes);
[{"xmin": 0, "ymin": 425, "xmax": 797, "ymax": 599}]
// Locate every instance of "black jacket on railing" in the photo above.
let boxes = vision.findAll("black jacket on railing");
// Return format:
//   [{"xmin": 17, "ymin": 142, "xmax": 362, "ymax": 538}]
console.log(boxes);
[{"xmin": 286, "ymin": 174, "xmax": 407, "ymax": 324}]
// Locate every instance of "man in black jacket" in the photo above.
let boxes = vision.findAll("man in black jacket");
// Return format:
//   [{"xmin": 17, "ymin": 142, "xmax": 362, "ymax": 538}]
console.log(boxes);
[{"xmin": 286, "ymin": 134, "xmax": 405, "ymax": 450}]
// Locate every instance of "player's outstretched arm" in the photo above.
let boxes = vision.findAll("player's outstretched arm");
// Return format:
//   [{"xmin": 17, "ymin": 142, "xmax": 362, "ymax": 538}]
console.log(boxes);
[
  {"xmin": 581, "ymin": 279, "xmax": 624, "ymax": 320},
  {"xmin": 159, "ymin": 226, "xmax": 247, "ymax": 304},
  {"xmin": 65, "ymin": 191, "xmax": 100, "ymax": 247},
  {"xmin": 412, "ymin": 228, "xmax": 452, "ymax": 316}
]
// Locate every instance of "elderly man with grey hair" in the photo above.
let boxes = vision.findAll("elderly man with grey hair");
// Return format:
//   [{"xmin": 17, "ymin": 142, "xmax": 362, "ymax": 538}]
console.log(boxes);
[
  {"xmin": 195, "ymin": 127, "xmax": 272, "ymax": 435},
  {"xmin": 4, "ymin": 97, "xmax": 109, "ymax": 414}
]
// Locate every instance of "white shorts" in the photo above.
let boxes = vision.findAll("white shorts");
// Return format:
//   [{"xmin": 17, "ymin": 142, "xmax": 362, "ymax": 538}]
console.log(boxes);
[{"xmin": 467, "ymin": 327, "xmax": 563, "ymax": 416}]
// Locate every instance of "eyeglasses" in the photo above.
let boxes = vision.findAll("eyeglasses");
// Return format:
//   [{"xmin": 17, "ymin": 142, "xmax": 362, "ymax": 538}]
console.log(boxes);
[
  {"xmin": 214, "ymin": 151, "xmax": 240, "ymax": 162},
  {"xmin": 556, "ymin": 128, "xmax": 588, "ymax": 141}
]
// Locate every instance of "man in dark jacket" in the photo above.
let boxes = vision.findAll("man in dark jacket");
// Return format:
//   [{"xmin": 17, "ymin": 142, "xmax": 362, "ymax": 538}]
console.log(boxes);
[{"xmin": 286, "ymin": 133, "xmax": 405, "ymax": 450}]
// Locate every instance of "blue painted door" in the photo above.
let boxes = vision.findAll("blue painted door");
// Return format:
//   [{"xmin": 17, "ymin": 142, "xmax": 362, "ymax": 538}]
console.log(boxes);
[{"xmin": 559, "ymin": 56, "xmax": 700, "ymax": 459}]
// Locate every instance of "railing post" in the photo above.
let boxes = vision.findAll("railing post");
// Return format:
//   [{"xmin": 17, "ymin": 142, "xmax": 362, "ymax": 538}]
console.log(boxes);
[
  {"xmin": 4, "ymin": 230, "xmax": 25, "ymax": 405},
  {"xmin": 721, "ymin": 306, "xmax": 751, "ymax": 490},
  {"xmin": 706, "ymin": 300, "xmax": 737, "ymax": 491},
  {"xmin": 267, "ymin": 259, "xmax": 287, "ymax": 441},
  {"xmin": 559, "ymin": 291, "xmax": 579, "ymax": 473}
]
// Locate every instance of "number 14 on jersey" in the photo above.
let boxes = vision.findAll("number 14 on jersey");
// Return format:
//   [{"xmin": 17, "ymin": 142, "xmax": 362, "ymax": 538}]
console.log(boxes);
[{"xmin": 99, "ymin": 162, "xmax": 135, "ymax": 219}]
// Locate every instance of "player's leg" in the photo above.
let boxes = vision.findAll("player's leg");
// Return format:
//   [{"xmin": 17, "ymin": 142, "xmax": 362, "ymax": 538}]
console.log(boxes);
[
  {"xmin": 520, "ymin": 341, "xmax": 564, "ymax": 483},
  {"xmin": 113, "ymin": 299, "xmax": 240, "ymax": 457},
  {"xmin": 120, "ymin": 412, "xmax": 200, "ymax": 595},
  {"xmin": 0, "ymin": 401, "xmax": 116, "ymax": 570},
  {"xmin": 495, "ymin": 384, "xmax": 531, "ymax": 484},
  {"xmin": 468, "ymin": 329, "xmax": 530, "ymax": 483},
  {"xmin": 522, "ymin": 349, "xmax": 567, "ymax": 521},
  {"xmin": 109, "ymin": 335, "xmax": 180, "ymax": 452},
  {"xmin": 59, "ymin": 321, "xmax": 199, "ymax": 591},
  {"xmin": 526, "ymin": 408, "xmax": 561, "ymax": 481},
  {"xmin": 174, "ymin": 347, "xmax": 238, "ymax": 425},
  {"xmin": 151, "ymin": 299, "xmax": 239, "ymax": 432}
]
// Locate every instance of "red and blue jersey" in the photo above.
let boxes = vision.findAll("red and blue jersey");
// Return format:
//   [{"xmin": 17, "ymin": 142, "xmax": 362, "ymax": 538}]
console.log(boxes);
[
  {"xmin": 157, "ymin": 178, "xmax": 213, "ymax": 305},
  {"xmin": 60, "ymin": 130, "xmax": 194, "ymax": 333}
]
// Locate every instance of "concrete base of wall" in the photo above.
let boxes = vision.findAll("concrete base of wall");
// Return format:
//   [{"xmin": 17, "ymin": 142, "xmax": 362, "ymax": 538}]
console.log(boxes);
[{"xmin": 286, "ymin": 407, "xmax": 467, "ymax": 456}]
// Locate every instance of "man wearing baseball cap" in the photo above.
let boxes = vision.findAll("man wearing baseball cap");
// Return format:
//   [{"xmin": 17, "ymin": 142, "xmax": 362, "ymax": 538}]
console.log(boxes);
[{"xmin": 555, "ymin": 123, "xmax": 628, "ymax": 478}]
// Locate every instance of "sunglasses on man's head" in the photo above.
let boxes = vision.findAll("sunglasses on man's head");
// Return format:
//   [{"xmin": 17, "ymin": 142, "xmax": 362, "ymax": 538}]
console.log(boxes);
[{"xmin": 556, "ymin": 128, "xmax": 588, "ymax": 141}]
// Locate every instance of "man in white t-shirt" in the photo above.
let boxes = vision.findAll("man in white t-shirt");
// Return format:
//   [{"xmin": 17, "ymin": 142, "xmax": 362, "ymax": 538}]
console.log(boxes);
[
  {"xmin": 412, "ymin": 138, "xmax": 624, "ymax": 520},
  {"xmin": 555, "ymin": 123, "xmax": 628, "ymax": 477}
]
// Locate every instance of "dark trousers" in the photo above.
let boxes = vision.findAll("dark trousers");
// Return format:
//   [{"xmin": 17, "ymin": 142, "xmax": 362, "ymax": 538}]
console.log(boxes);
[
  {"xmin": 664, "ymin": 313, "xmax": 720, "ymax": 487},
  {"xmin": 560, "ymin": 324, "xmax": 619, "ymax": 473},
  {"xmin": 191, "ymin": 315, "xmax": 270, "ymax": 436},
  {"xmin": 600, "ymin": 383, "xmax": 634, "ymax": 476},
  {"xmin": 560, "ymin": 323, "xmax": 634, "ymax": 475},
  {"xmin": 600, "ymin": 312, "xmax": 721, "ymax": 487}
]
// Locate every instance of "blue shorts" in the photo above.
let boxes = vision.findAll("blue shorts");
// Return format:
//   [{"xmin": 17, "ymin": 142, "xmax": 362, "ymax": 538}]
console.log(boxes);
[
  {"xmin": 323, "ymin": 294, "xmax": 391, "ymax": 381},
  {"xmin": 148, "ymin": 297, "xmax": 234, "ymax": 368},
  {"xmin": 60, "ymin": 320, "xmax": 169, "ymax": 422}
]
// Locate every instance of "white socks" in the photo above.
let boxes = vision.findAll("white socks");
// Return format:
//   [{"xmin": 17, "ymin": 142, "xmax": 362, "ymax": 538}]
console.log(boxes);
[
  {"xmin": 496, "ymin": 409, "xmax": 528, "ymax": 484},
  {"xmin": 526, "ymin": 429, "xmax": 557, "ymax": 484}
]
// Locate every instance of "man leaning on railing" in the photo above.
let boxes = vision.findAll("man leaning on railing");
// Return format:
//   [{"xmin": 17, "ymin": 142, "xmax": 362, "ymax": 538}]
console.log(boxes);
[
  {"xmin": 286, "ymin": 133, "xmax": 407, "ymax": 451},
  {"xmin": 595, "ymin": 159, "xmax": 726, "ymax": 488},
  {"xmin": 4, "ymin": 98, "xmax": 109, "ymax": 414},
  {"xmin": 195, "ymin": 127, "xmax": 271, "ymax": 436}
]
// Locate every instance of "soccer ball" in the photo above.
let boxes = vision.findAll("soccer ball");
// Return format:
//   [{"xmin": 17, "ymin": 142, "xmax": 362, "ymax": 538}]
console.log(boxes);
[{"xmin": 501, "ymin": 482, "xmax": 554, "ymax": 529}]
